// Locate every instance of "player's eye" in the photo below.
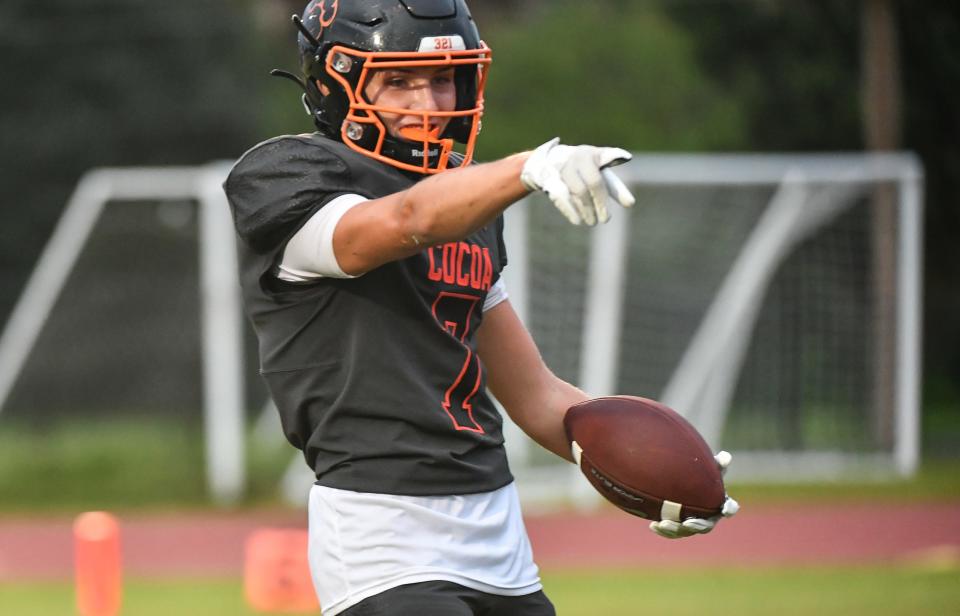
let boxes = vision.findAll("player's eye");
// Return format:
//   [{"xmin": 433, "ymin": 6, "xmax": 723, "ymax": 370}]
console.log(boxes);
[{"xmin": 432, "ymin": 71, "xmax": 455, "ymax": 86}]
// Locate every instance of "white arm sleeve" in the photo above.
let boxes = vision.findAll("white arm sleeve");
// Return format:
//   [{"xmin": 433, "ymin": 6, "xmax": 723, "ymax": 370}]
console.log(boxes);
[
  {"xmin": 278, "ymin": 193, "xmax": 368, "ymax": 281},
  {"xmin": 483, "ymin": 278, "xmax": 508, "ymax": 312}
]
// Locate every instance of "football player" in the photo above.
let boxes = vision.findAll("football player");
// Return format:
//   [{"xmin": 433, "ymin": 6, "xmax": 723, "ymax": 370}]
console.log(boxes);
[{"xmin": 224, "ymin": 1, "xmax": 736, "ymax": 614}]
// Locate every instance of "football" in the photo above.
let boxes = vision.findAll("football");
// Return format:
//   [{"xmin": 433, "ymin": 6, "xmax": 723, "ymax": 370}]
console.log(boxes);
[{"xmin": 564, "ymin": 395, "xmax": 725, "ymax": 521}]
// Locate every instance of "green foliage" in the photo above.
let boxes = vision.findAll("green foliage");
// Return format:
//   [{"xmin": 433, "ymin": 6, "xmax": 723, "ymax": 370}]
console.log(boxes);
[
  {"xmin": 476, "ymin": 0, "xmax": 747, "ymax": 159},
  {"xmin": 923, "ymin": 400, "xmax": 960, "ymax": 459},
  {"xmin": 0, "ymin": 420, "xmax": 207, "ymax": 511},
  {"xmin": 899, "ymin": 1, "xmax": 960, "ymax": 395},
  {"xmin": 1, "ymin": 416, "xmax": 957, "ymax": 511},
  {"xmin": 665, "ymin": 0, "xmax": 863, "ymax": 152},
  {"xmin": 1, "ymin": 3, "xmax": 958, "ymax": 511},
  {"xmin": 0, "ymin": 0, "xmax": 264, "ymax": 322},
  {"xmin": 0, "ymin": 420, "xmax": 291, "ymax": 512},
  {"xmin": 664, "ymin": 0, "xmax": 960, "ymax": 407}
]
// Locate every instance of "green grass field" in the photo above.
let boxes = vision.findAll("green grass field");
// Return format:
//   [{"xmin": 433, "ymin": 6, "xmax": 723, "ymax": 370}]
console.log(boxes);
[
  {"xmin": 3, "ymin": 416, "xmax": 958, "ymax": 615},
  {"xmin": 1, "ymin": 567, "xmax": 957, "ymax": 615}
]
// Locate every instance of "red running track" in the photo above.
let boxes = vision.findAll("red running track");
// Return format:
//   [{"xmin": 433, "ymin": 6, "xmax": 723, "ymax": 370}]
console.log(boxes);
[{"xmin": 1, "ymin": 503, "xmax": 958, "ymax": 581}]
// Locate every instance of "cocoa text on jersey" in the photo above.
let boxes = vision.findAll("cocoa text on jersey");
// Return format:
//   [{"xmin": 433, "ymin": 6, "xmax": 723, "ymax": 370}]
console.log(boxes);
[{"xmin": 426, "ymin": 241, "xmax": 495, "ymax": 291}]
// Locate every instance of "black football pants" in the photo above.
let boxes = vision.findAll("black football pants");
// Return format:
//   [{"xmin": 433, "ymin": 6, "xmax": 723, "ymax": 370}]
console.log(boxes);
[{"xmin": 339, "ymin": 580, "xmax": 556, "ymax": 616}]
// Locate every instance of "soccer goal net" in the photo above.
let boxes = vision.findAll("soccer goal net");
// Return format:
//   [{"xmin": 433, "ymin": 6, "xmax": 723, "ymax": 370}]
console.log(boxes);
[
  {"xmin": 0, "ymin": 153, "xmax": 923, "ymax": 509},
  {"xmin": 503, "ymin": 152, "xmax": 923, "ymax": 507},
  {"xmin": 0, "ymin": 165, "xmax": 247, "ymax": 506}
]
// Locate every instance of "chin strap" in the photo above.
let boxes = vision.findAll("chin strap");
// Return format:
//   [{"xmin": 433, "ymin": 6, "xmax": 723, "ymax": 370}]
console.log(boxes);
[
  {"xmin": 378, "ymin": 134, "xmax": 448, "ymax": 171},
  {"xmin": 273, "ymin": 14, "xmax": 337, "ymax": 135},
  {"xmin": 269, "ymin": 68, "xmax": 308, "ymax": 91},
  {"xmin": 270, "ymin": 68, "xmax": 339, "ymax": 137}
]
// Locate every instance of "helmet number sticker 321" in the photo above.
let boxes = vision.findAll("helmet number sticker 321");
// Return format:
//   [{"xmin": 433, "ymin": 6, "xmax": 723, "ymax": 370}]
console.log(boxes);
[{"xmin": 418, "ymin": 35, "xmax": 466, "ymax": 52}]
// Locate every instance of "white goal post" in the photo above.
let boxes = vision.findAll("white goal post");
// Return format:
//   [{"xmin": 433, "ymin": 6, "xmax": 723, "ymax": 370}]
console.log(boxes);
[
  {"xmin": 0, "ymin": 152, "xmax": 923, "ymax": 509},
  {"xmin": 0, "ymin": 164, "xmax": 246, "ymax": 506}
]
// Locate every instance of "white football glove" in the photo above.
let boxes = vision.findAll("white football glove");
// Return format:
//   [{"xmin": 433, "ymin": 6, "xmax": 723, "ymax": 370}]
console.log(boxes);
[
  {"xmin": 520, "ymin": 137, "xmax": 635, "ymax": 226},
  {"xmin": 648, "ymin": 450, "xmax": 740, "ymax": 540}
]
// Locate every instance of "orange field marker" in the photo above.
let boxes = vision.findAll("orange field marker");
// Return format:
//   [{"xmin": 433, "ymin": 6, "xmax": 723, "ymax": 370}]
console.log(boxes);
[
  {"xmin": 73, "ymin": 511, "xmax": 122, "ymax": 616},
  {"xmin": 244, "ymin": 528, "xmax": 320, "ymax": 613}
]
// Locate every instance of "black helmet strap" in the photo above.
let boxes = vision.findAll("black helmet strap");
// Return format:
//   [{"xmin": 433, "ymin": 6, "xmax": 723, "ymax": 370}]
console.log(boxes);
[{"xmin": 292, "ymin": 14, "xmax": 321, "ymax": 48}]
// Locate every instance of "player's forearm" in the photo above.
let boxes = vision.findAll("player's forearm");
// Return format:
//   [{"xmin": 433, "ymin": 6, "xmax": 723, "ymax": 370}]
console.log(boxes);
[
  {"xmin": 333, "ymin": 152, "xmax": 532, "ymax": 275},
  {"xmin": 397, "ymin": 152, "xmax": 531, "ymax": 246},
  {"xmin": 479, "ymin": 301, "xmax": 588, "ymax": 463},
  {"xmin": 509, "ymin": 374, "xmax": 587, "ymax": 463},
  {"xmin": 495, "ymin": 365, "xmax": 586, "ymax": 461}
]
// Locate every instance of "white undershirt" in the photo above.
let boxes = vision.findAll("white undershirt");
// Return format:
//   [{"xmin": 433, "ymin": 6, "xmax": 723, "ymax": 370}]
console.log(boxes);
[
  {"xmin": 278, "ymin": 193, "xmax": 366, "ymax": 281},
  {"xmin": 278, "ymin": 192, "xmax": 508, "ymax": 312},
  {"xmin": 307, "ymin": 483, "xmax": 542, "ymax": 616}
]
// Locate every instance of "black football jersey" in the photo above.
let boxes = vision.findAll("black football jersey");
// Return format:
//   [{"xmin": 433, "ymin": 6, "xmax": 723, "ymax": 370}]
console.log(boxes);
[{"xmin": 223, "ymin": 134, "xmax": 513, "ymax": 496}]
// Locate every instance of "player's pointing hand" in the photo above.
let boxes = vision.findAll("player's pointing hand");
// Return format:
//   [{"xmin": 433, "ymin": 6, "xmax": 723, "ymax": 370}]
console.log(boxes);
[{"xmin": 520, "ymin": 137, "xmax": 636, "ymax": 226}]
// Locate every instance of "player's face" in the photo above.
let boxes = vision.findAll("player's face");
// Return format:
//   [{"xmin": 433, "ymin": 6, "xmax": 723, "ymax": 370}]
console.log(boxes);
[{"xmin": 364, "ymin": 66, "xmax": 457, "ymax": 142}]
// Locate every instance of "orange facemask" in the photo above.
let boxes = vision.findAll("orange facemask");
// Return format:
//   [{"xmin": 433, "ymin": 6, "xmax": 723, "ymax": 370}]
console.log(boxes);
[{"xmin": 324, "ymin": 43, "xmax": 492, "ymax": 174}]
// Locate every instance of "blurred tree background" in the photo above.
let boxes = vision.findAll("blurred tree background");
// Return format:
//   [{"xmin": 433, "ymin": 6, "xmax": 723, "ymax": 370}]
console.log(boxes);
[{"xmin": 1, "ymin": 0, "xmax": 957, "ymax": 438}]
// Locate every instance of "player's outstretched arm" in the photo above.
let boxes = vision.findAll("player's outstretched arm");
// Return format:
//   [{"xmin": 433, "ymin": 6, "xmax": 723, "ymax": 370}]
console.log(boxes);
[
  {"xmin": 332, "ymin": 153, "xmax": 530, "ymax": 275},
  {"xmin": 332, "ymin": 139, "xmax": 636, "ymax": 276},
  {"xmin": 476, "ymin": 299, "xmax": 587, "ymax": 462}
]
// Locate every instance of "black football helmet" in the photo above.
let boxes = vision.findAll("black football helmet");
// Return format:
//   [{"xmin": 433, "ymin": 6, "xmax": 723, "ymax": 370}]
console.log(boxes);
[{"xmin": 286, "ymin": 0, "xmax": 491, "ymax": 174}]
